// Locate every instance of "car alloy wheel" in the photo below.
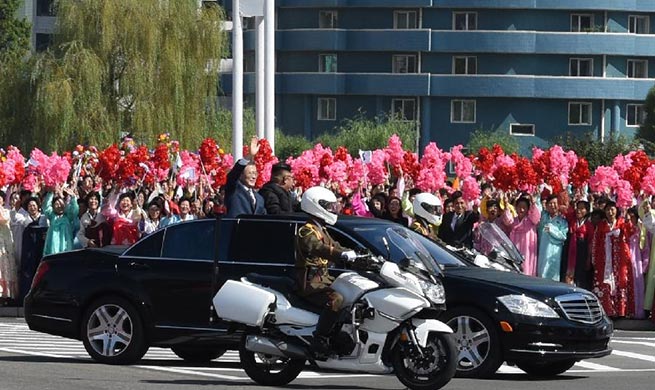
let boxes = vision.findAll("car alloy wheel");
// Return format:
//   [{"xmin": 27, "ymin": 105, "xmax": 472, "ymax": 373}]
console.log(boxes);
[
  {"xmin": 81, "ymin": 296, "xmax": 148, "ymax": 365},
  {"xmin": 87, "ymin": 304, "xmax": 133, "ymax": 357},
  {"xmin": 443, "ymin": 307, "xmax": 503, "ymax": 378}
]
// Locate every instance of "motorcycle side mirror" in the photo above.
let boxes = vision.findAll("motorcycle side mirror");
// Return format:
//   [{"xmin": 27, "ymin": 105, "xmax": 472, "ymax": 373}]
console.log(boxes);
[
  {"xmin": 398, "ymin": 258, "xmax": 411, "ymax": 269},
  {"xmin": 488, "ymin": 250, "xmax": 498, "ymax": 260}
]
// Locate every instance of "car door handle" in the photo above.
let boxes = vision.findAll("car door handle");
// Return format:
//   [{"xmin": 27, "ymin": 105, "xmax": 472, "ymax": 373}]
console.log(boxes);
[{"xmin": 129, "ymin": 261, "xmax": 150, "ymax": 270}]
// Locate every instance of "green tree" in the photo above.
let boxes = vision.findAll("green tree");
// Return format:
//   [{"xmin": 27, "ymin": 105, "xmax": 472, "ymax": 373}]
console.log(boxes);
[
  {"xmin": 317, "ymin": 113, "xmax": 418, "ymax": 154},
  {"xmin": 2, "ymin": 0, "xmax": 226, "ymax": 151},
  {"xmin": 637, "ymin": 84, "xmax": 655, "ymax": 151},
  {"xmin": 467, "ymin": 128, "xmax": 520, "ymax": 155},
  {"xmin": 0, "ymin": 0, "xmax": 31, "ymax": 64},
  {"xmin": 553, "ymin": 131, "xmax": 639, "ymax": 169}
]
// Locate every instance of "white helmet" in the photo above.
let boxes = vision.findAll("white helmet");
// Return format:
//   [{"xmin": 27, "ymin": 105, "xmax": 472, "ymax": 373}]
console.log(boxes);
[
  {"xmin": 413, "ymin": 193, "xmax": 443, "ymax": 226},
  {"xmin": 301, "ymin": 186, "xmax": 338, "ymax": 225}
]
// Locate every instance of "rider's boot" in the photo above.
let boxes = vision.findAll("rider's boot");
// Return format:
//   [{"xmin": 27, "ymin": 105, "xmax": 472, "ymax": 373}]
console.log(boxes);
[{"xmin": 312, "ymin": 309, "xmax": 339, "ymax": 357}]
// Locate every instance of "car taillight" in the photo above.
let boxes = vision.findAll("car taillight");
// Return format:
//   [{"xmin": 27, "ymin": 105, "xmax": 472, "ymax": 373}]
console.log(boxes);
[{"xmin": 31, "ymin": 262, "xmax": 50, "ymax": 290}]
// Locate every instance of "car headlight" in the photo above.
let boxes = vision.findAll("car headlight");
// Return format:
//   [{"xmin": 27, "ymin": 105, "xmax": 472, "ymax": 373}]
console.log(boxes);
[
  {"xmin": 419, "ymin": 279, "xmax": 445, "ymax": 305},
  {"xmin": 497, "ymin": 295, "xmax": 559, "ymax": 318}
]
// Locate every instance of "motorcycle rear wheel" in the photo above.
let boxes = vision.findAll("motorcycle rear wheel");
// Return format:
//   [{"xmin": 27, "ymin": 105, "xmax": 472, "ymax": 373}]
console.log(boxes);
[
  {"xmin": 392, "ymin": 332, "xmax": 458, "ymax": 390},
  {"xmin": 239, "ymin": 338, "xmax": 305, "ymax": 386}
]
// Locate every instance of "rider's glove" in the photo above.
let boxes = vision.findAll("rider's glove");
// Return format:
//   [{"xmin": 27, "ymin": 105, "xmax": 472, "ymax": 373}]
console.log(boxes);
[{"xmin": 341, "ymin": 250, "xmax": 357, "ymax": 262}]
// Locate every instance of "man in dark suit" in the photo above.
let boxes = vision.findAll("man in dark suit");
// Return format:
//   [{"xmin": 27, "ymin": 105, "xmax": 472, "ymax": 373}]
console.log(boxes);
[
  {"xmin": 225, "ymin": 137, "xmax": 267, "ymax": 218},
  {"xmin": 438, "ymin": 191, "xmax": 479, "ymax": 248},
  {"xmin": 258, "ymin": 163, "xmax": 299, "ymax": 214}
]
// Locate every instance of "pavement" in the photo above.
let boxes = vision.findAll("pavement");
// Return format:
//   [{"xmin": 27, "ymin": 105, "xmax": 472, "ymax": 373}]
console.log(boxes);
[{"xmin": 2, "ymin": 306, "xmax": 654, "ymax": 330}]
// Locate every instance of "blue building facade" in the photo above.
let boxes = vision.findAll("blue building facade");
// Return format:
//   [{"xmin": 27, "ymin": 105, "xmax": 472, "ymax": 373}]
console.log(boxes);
[{"xmin": 221, "ymin": 0, "xmax": 655, "ymax": 151}]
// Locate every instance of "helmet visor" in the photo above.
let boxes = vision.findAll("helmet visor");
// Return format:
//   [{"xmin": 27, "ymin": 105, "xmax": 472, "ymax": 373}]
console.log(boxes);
[
  {"xmin": 319, "ymin": 199, "xmax": 338, "ymax": 213},
  {"xmin": 421, "ymin": 203, "xmax": 442, "ymax": 215}
]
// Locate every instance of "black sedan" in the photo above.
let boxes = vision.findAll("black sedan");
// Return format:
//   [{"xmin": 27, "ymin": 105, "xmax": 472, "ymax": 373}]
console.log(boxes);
[{"xmin": 25, "ymin": 215, "xmax": 612, "ymax": 377}]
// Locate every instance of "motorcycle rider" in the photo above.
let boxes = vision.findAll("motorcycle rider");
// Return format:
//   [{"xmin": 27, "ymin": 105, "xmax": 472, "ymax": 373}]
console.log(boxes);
[
  {"xmin": 410, "ymin": 193, "xmax": 443, "ymax": 240},
  {"xmin": 295, "ymin": 186, "xmax": 357, "ymax": 355}
]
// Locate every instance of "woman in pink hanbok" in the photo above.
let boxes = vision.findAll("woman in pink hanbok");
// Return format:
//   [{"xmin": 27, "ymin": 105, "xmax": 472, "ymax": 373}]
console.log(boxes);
[
  {"xmin": 502, "ymin": 195, "xmax": 541, "ymax": 276},
  {"xmin": 626, "ymin": 207, "xmax": 647, "ymax": 319}
]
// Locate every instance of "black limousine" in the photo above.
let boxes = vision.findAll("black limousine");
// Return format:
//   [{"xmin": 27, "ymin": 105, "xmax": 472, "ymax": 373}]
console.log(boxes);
[{"xmin": 25, "ymin": 214, "xmax": 612, "ymax": 377}]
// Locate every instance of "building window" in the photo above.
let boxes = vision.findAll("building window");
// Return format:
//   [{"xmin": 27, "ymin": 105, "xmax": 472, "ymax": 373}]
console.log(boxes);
[
  {"xmin": 451, "ymin": 100, "xmax": 476, "ymax": 123},
  {"xmin": 318, "ymin": 98, "xmax": 336, "ymax": 121},
  {"xmin": 394, "ymin": 10, "xmax": 418, "ymax": 29},
  {"xmin": 244, "ymin": 51, "xmax": 255, "ymax": 72},
  {"xmin": 509, "ymin": 124, "xmax": 535, "ymax": 136},
  {"xmin": 319, "ymin": 54, "xmax": 337, "ymax": 73},
  {"xmin": 37, "ymin": 0, "xmax": 57, "ymax": 16},
  {"xmin": 392, "ymin": 98, "xmax": 417, "ymax": 121},
  {"xmin": 571, "ymin": 14, "xmax": 593, "ymax": 32},
  {"xmin": 627, "ymin": 59, "xmax": 648, "ymax": 78},
  {"xmin": 392, "ymin": 54, "xmax": 418, "ymax": 73},
  {"xmin": 629, "ymin": 15, "xmax": 649, "ymax": 34},
  {"xmin": 568, "ymin": 102, "xmax": 592, "ymax": 125},
  {"xmin": 319, "ymin": 10, "xmax": 338, "ymax": 29},
  {"xmin": 627, "ymin": 104, "xmax": 646, "ymax": 127},
  {"xmin": 453, "ymin": 56, "xmax": 477, "ymax": 74},
  {"xmin": 569, "ymin": 58, "xmax": 593, "ymax": 77},
  {"xmin": 35, "ymin": 33, "xmax": 54, "ymax": 52},
  {"xmin": 453, "ymin": 12, "xmax": 477, "ymax": 30}
]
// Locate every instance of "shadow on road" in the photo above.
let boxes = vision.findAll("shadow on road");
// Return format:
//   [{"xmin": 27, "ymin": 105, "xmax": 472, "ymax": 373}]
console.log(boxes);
[
  {"xmin": 0, "ymin": 355, "xmax": 92, "ymax": 364},
  {"xmin": 488, "ymin": 373, "xmax": 588, "ymax": 381},
  {"xmin": 142, "ymin": 380, "xmax": 379, "ymax": 389}
]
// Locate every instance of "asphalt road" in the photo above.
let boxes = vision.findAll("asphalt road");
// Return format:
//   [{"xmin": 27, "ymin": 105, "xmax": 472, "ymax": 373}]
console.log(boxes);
[{"xmin": 1, "ymin": 318, "xmax": 654, "ymax": 390}]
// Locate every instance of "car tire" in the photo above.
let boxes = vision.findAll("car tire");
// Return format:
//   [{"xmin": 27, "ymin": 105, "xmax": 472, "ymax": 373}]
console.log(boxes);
[
  {"xmin": 442, "ymin": 306, "xmax": 503, "ymax": 378},
  {"xmin": 171, "ymin": 345, "xmax": 226, "ymax": 363},
  {"xmin": 81, "ymin": 296, "xmax": 148, "ymax": 365},
  {"xmin": 516, "ymin": 359, "xmax": 576, "ymax": 377}
]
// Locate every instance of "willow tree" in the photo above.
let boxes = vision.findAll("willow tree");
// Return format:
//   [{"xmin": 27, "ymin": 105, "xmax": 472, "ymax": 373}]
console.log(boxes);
[{"xmin": 29, "ymin": 0, "xmax": 226, "ymax": 150}]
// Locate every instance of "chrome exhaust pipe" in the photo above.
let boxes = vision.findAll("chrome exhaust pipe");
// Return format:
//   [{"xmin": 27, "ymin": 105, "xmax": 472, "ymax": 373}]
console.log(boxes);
[{"xmin": 245, "ymin": 335, "xmax": 308, "ymax": 359}]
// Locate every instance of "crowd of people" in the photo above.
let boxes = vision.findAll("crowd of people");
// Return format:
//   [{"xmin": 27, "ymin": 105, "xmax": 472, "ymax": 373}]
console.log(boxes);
[{"xmin": 1, "ymin": 137, "xmax": 655, "ymax": 325}]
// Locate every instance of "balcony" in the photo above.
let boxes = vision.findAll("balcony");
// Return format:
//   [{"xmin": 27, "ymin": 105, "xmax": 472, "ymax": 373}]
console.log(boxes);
[
  {"xmin": 221, "ymin": 72, "xmax": 654, "ymax": 100},
  {"xmin": 433, "ymin": 0, "xmax": 655, "ymax": 12},
  {"xmin": 429, "ymin": 75, "xmax": 655, "ymax": 100},
  {"xmin": 244, "ymin": 29, "xmax": 431, "ymax": 52},
  {"xmin": 431, "ymin": 31, "xmax": 655, "ymax": 56},
  {"xmin": 279, "ymin": 0, "xmax": 433, "ymax": 7}
]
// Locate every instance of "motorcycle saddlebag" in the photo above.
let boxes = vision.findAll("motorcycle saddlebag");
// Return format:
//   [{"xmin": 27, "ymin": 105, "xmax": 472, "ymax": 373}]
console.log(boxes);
[{"xmin": 213, "ymin": 280, "xmax": 276, "ymax": 327}]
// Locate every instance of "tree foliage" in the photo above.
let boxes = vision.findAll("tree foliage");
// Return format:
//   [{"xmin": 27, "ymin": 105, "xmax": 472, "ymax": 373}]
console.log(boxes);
[
  {"xmin": 317, "ymin": 113, "xmax": 418, "ymax": 155},
  {"xmin": 0, "ymin": 0, "xmax": 31, "ymax": 64},
  {"xmin": 467, "ymin": 128, "xmax": 520, "ymax": 155},
  {"xmin": 1, "ymin": 0, "xmax": 227, "ymax": 151},
  {"xmin": 553, "ymin": 132, "xmax": 639, "ymax": 169},
  {"xmin": 637, "ymin": 84, "xmax": 655, "ymax": 152}
]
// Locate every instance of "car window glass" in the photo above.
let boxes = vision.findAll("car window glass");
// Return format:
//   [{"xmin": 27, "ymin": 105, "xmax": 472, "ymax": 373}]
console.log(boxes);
[
  {"xmin": 126, "ymin": 230, "xmax": 163, "ymax": 257},
  {"xmin": 228, "ymin": 221, "xmax": 296, "ymax": 264},
  {"xmin": 162, "ymin": 220, "xmax": 216, "ymax": 260},
  {"xmin": 217, "ymin": 219, "xmax": 235, "ymax": 262}
]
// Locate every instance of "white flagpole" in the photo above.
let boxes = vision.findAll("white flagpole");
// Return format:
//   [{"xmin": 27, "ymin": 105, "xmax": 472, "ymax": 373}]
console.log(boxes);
[
  {"xmin": 256, "ymin": 16, "xmax": 265, "ymax": 139},
  {"xmin": 232, "ymin": 0, "xmax": 244, "ymax": 160},
  {"xmin": 264, "ymin": 0, "xmax": 275, "ymax": 153}
]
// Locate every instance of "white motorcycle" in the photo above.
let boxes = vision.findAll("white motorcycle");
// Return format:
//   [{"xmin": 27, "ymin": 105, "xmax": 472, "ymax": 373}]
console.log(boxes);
[{"xmin": 213, "ymin": 227, "xmax": 457, "ymax": 390}]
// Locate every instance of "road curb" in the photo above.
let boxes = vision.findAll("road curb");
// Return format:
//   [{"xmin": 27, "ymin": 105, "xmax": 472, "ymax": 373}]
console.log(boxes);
[
  {"xmin": 612, "ymin": 318, "xmax": 655, "ymax": 331},
  {"xmin": 0, "ymin": 307, "xmax": 24, "ymax": 318}
]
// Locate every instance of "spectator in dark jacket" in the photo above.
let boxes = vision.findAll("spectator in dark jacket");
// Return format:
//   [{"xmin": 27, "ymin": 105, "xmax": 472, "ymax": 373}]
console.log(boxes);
[{"xmin": 259, "ymin": 163, "xmax": 299, "ymax": 214}]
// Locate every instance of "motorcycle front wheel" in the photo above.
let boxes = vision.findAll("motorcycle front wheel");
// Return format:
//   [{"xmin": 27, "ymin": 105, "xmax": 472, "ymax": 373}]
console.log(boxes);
[
  {"xmin": 239, "ymin": 336, "xmax": 305, "ymax": 386},
  {"xmin": 392, "ymin": 332, "xmax": 458, "ymax": 390}
]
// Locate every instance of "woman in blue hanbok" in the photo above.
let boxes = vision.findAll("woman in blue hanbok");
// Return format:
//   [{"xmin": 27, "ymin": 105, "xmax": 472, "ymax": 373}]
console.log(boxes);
[
  {"xmin": 43, "ymin": 187, "xmax": 79, "ymax": 257},
  {"xmin": 537, "ymin": 195, "xmax": 569, "ymax": 281}
]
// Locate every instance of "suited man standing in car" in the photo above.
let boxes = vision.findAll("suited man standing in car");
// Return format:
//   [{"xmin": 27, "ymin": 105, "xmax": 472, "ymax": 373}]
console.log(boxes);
[
  {"xmin": 438, "ymin": 191, "xmax": 479, "ymax": 248},
  {"xmin": 225, "ymin": 137, "xmax": 267, "ymax": 218},
  {"xmin": 258, "ymin": 163, "xmax": 299, "ymax": 214}
]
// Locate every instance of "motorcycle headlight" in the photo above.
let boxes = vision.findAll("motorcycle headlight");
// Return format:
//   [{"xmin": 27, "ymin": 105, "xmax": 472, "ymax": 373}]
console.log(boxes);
[
  {"xmin": 418, "ymin": 280, "xmax": 445, "ymax": 305},
  {"xmin": 497, "ymin": 295, "xmax": 559, "ymax": 318}
]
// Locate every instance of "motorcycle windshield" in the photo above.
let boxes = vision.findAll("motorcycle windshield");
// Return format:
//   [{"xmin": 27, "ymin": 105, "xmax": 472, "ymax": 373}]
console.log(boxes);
[
  {"xmin": 474, "ymin": 222, "xmax": 524, "ymax": 267},
  {"xmin": 385, "ymin": 227, "xmax": 443, "ymax": 279}
]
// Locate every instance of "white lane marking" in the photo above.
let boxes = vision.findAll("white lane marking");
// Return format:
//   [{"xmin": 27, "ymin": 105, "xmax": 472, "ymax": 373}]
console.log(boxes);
[
  {"xmin": 136, "ymin": 365, "xmax": 248, "ymax": 381},
  {"xmin": 612, "ymin": 350, "xmax": 655, "ymax": 363},
  {"xmin": 497, "ymin": 365, "xmax": 524, "ymax": 374},
  {"xmin": 612, "ymin": 340, "xmax": 655, "ymax": 348},
  {"xmin": 574, "ymin": 361, "xmax": 620, "ymax": 371}
]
